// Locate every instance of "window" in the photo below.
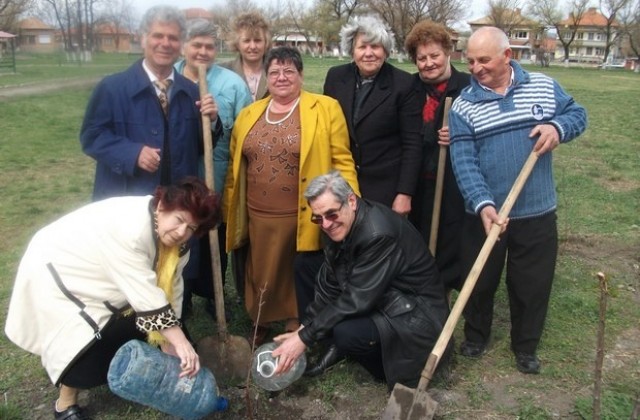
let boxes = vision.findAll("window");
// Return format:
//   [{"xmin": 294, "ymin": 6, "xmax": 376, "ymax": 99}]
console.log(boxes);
[
  {"xmin": 595, "ymin": 47, "xmax": 604, "ymax": 55},
  {"xmin": 515, "ymin": 31, "xmax": 528, "ymax": 39},
  {"xmin": 38, "ymin": 34, "xmax": 51, "ymax": 44},
  {"xmin": 588, "ymin": 32, "xmax": 594, "ymax": 40},
  {"xmin": 577, "ymin": 32, "xmax": 584, "ymax": 40},
  {"xmin": 596, "ymin": 33, "xmax": 603, "ymax": 41},
  {"xmin": 25, "ymin": 35, "xmax": 36, "ymax": 44},
  {"xmin": 586, "ymin": 47, "xmax": 593, "ymax": 55}
]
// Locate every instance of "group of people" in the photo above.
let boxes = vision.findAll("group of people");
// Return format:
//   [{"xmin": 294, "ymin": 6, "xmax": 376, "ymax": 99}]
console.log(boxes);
[{"xmin": 4, "ymin": 4, "xmax": 587, "ymax": 420}]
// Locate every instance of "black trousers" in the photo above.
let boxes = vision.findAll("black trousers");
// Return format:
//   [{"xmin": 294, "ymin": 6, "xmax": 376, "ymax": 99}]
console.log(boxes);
[
  {"xmin": 294, "ymin": 251, "xmax": 385, "ymax": 380},
  {"xmin": 460, "ymin": 212, "xmax": 557, "ymax": 354},
  {"xmin": 60, "ymin": 315, "xmax": 145, "ymax": 389},
  {"xmin": 294, "ymin": 251, "xmax": 324, "ymax": 318},
  {"xmin": 183, "ymin": 223, "xmax": 228, "ymax": 307}
]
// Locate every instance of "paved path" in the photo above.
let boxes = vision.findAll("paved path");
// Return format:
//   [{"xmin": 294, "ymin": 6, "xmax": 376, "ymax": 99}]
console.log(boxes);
[{"xmin": 0, "ymin": 76, "xmax": 101, "ymax": 101}]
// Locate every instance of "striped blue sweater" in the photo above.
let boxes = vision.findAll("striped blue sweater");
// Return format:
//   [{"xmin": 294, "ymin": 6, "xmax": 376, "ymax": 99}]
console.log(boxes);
[{"xmin": 449, "ymin": 60, "xmax": 587, "ymax": 219}]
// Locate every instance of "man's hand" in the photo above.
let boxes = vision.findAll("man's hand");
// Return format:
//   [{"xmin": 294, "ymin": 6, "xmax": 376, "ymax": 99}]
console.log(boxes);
[
  {"xmin": 137, "ymin": 145, "xmax": 162, "ymax": 173},
  {"xmin": 391, "ymin": 193, "xmax": 412, "ymax": 216},
  {"xmin": 479, "ymin": 205, "xmax": 508, "ymax": 237},
  {"xmin": 271, "ymin": 329, "xmax": 307, "ymax": 375},
  {"xmin": 197, "ymin": 93, "xmax": 218, "ymax": 121},
  {"xmin": 530, "ymin": 124, "xmax": 559, "ymax": 155}
]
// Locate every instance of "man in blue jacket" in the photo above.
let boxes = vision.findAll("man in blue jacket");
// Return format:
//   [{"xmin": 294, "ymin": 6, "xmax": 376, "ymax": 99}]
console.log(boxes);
[
  {"xmin": 80, "ymin": 5, "xmax": 220, "ymax": 201},
  {"xmin": 449, "ymin": 27, "xmax": 587, "ymax": 374}
]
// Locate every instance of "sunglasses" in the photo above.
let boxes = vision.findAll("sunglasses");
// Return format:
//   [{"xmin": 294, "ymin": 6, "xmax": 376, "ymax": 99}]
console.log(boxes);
[{"xmin": 310, "ymin": 203, "xmax": 344, "ymax": 225}]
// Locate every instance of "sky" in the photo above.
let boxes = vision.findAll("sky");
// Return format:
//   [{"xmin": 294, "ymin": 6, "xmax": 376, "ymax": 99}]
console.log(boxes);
[{"xmin": 133, "ymin": 0, "xmax": 487, "ymax": 26}]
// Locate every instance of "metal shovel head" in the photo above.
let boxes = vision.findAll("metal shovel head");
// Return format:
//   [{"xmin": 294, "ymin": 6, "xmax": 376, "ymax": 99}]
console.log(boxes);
[
  {"xmin": 382, "ymin": 382, "xmax": 438, "ymax": 420},
  {"xmin": 197, "ymin": 334, "xmax": 252, "ymax": 386}
]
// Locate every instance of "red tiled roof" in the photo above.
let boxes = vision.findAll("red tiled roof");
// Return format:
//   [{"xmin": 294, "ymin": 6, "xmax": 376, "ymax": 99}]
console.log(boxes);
[
  {"xmin": 17, "ymin": 17, "xmax": 54, "ymax": 30},
  {"xmin": 468, "ymin": 8, "xmax": 537, "ymax": 26},
  {"xmin": 559, "ymin": 7, "xmax": 617, "ymax": 27},
  {"xmin": 183, "ymin": 8, "xmax": 214, "ymax": 20}
]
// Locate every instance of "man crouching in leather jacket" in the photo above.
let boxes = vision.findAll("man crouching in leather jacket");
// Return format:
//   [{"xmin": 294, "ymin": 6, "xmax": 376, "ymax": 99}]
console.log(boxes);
[{"xmin": 272, "ymin": 170, "xmax": 450, "ymax": 389}]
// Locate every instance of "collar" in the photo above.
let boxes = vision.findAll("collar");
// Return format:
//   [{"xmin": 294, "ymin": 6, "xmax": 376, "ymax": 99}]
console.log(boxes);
[
  {"xmin": 478, "ymin": 65, "xmax": 514, "ymax": 93},
  {"xmin": 142, "ymin": 59, "xmax": 175, "ymax": 84}
]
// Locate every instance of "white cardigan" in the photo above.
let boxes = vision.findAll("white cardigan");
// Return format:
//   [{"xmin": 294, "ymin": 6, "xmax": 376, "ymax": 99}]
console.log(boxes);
[{"xmin": 5, "ymin": 196, "xmax": 188, "ymax": 384}]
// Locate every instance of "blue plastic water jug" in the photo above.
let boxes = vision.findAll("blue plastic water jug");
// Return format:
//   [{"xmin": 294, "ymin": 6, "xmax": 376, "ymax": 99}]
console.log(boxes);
[{"xmin": 108, "ymin": 339, "xmax": 228, "ymax": 420}]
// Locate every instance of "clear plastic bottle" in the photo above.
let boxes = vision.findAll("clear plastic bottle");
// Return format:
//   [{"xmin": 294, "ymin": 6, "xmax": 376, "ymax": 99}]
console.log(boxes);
[{"xmin": 251, "ymin": 341, "xmax": 307, "ymax": 391}]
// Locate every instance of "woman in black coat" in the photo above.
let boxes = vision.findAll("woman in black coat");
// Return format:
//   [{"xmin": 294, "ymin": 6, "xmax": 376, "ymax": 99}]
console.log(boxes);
[
  {"xmin": 323, "ymin": 16, "xmax": 422, "ymax": 214},
  {"xmin": 405, "ymin": 21, "xmax": 471, "ymax": 292}
]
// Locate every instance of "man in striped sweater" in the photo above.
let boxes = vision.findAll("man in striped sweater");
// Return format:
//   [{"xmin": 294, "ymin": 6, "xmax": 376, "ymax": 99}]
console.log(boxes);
[{"xmin": 449, "ymin": 27, "xmax": 587, "ymax": 374}]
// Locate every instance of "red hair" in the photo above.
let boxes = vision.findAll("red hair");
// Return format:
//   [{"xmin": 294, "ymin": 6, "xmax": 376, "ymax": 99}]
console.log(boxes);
[{"xmin": 152, "ymin": 177, "xmax": 220, "ymax": 237}]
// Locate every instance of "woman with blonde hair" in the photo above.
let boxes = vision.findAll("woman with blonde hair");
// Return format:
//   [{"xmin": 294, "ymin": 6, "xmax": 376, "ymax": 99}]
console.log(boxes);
[{"xmin": 220, "ymin": 12, "xmax": 272, "ymax": 101}]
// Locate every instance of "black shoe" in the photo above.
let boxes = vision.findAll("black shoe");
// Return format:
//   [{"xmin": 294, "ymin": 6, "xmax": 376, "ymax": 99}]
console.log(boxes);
[
  {"xmin": 460, "ymin": 341, "xmax": 486, "ymax": 358},
  {"xmin": 54, "ymin": 404, "xmax": 91, "ymax": 420},
  {"xmin": 304, "ymin": 345, "xmax": 343, "ymax": 377},
  {"xmin": 515, "ymin": 352, "xmax": 541, "ymax": 374}
]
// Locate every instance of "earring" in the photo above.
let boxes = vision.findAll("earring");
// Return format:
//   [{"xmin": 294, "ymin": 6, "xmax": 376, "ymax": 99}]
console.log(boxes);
[{"xmin": 153, "ymin": 211, "xmax": 159, "ymax": 232}]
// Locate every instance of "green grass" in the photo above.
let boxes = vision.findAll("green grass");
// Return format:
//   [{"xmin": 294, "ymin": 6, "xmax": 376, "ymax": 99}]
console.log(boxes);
[{"xmin": 0, "ymin": 55, "xmax": 639, "ymax": 419}]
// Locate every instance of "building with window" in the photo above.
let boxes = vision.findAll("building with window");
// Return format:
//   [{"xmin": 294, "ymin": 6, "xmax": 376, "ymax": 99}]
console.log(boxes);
[
  {"xmin": 468, "ymin": 9, "xmax": 542, "ymax": 62},
  {"xmin": 15, "ymin": 17, "xmax": 58, "ymax": 53},
  {"xmin": 556, "ymin": 7, "xmax": 618, "ymax": 63}
]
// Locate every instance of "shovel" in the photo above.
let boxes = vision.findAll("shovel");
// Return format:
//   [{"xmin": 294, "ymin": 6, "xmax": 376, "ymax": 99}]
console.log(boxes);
[
  {"xmin": 195, "ymin": 64, "xmax": 252, "ymax": 384},
  {"xmin": 428, "ymin": 97, "xmax": 452, "ymax": 256},
  {"xmin": 382, "ymin": 150, "xmax": 539, "ymax": 420}
]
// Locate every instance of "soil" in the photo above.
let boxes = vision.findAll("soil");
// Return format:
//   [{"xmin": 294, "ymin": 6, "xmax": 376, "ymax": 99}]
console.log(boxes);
[{"xmin": 4, "ymin": 81, "xmax": 639, "ymax": 419}]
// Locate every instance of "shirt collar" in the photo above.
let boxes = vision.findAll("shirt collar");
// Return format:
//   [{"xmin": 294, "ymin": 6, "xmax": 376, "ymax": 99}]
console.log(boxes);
[
  {"xmin": 142, "ymin": 59, "xmax": 175, "ymax": 84},
  {"xmin": 478, "ymin": 65, "xmax": 514, "ymax": 93}
]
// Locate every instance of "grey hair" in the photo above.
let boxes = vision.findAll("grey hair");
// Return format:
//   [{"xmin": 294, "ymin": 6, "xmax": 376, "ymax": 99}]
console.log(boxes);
[
  {"xmin": 340, "ymin": 15, "xmax": 395, "ymax": 57},
  {"xmin": 304, "ymin": 171, "xmax": 354, "ymax": 205},
  {"xmin": 185, "ymin": 18, "xmax": 217, "ymax": 41},
  {"xmin": 140, "ymin": 5, "xmax": 187, "ymax": 40}
]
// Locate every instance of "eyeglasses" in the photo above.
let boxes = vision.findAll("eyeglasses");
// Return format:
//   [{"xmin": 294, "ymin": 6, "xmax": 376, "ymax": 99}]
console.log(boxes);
[
  {"xmin": 310, "ymin": 203, "xmax": 344, "ymax": 225},
  {"xmin": 267, "ymin": 68, "xmax": 298, "ymax": 80}
]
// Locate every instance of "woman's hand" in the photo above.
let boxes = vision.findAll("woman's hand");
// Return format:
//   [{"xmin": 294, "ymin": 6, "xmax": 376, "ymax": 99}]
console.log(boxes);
[
  {"xmin": 437, "ymin": 126, "xmax": 451, "ymax": 146},
  {"xmin": 391, "ymin": 193, "xmax": 412, "ymax": 216},
  {"xmin": 160, "ymin": 326, "xmax": 200, "ymax": 378},
  {"xmin": 197, "ymin": 93, "xmax": 219, "ymax": 122}
]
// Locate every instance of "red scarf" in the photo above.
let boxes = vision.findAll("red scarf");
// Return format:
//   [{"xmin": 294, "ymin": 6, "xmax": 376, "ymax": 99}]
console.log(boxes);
[{"xmin": 422, "ymin": 80, "xmax": 448, "ymax": 123}]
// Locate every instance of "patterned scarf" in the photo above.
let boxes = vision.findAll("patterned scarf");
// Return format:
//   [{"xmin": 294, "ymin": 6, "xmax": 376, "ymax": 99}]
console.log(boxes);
[{"xmin": 422, "ymin": 80, "xmax": 449, "ymax": 123}]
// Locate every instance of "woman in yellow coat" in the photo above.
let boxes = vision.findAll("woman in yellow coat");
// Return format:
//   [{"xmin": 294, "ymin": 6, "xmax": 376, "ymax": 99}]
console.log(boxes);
[{"xmin": 224, "ymin": 47, "xmax": 359, "ymax": 344}]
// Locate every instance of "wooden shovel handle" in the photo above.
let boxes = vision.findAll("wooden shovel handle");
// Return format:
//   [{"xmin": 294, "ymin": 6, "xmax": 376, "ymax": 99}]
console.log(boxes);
[
  {"xmin": 417, "ymin": 150, "xmax": 540, "ymax": 392},
  {"xmin": 428, "ymin": 97, "xmax": 453, "ymax": 256},
  {"xmin": 198, "ymin": 64, "xmax": 228, "ymax": 339}
]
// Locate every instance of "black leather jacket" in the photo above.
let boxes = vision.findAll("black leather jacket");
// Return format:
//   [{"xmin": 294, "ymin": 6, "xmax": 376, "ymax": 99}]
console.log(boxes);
[{"xmin": 299, "ymin": 198, "xmax": 449, "ymax": 387}]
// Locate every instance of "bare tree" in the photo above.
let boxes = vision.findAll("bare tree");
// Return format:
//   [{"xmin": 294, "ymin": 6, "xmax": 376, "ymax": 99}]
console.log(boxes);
[
  {"xmin": 282, "ymin": 0, "xmax": 320, "ymax": 55},
  {"xmin": 308, "ymin": 0, "xmax": 364, "ymax": 55},
  {"xmin": 95, "ymin": 0, "xmax": 134, "ymax": 51},
  {"xmin": 487, "ymin": 0, "xmax": 523, "ymax": 33},
  {"xmin": 618, "ymin": 0, "xmax": 640, "ymax": 64},
  {"xmin": 529, "ymin": 0, "xmax": 589, "ymax": 61},
  {"xmin": 1, "ymin": 0, "xmax": 33, "ymax": 31},
  {"xmin": 426, "ymin": 0, "xmax": 467, "ymax": 24},
  {"xmin": 600, "ymin": 0, "xmax": 632, "ymax": 62}
]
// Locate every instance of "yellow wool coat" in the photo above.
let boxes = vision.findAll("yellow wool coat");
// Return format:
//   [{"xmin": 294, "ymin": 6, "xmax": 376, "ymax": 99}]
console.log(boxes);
[{"xmin": 224, "ymin": 90, "xmax": 360, "ymax": 253}]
